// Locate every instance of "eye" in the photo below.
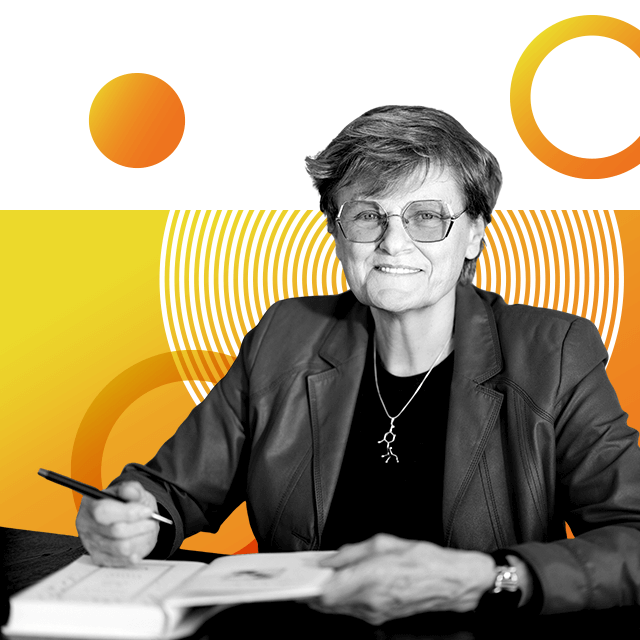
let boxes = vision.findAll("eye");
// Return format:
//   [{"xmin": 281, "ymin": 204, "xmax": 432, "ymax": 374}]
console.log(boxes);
[
  {"xmin": 355, "ymin": 210, "xmax": 385, "ymax": 221},
  {"xmin": 412, "ymin": 210, "xmax": 441, "ymax": 221}
]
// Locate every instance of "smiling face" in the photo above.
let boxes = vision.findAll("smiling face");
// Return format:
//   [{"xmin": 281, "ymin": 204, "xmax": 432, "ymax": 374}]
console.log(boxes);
[{"xmin": 333, "ymin": 166, "xmax": 485, "ymax": 318}]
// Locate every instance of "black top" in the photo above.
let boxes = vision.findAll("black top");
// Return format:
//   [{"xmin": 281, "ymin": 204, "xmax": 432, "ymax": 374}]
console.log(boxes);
[{"xmin": 320, "ymin": 335, "xmax": 454, "ymax": 550}]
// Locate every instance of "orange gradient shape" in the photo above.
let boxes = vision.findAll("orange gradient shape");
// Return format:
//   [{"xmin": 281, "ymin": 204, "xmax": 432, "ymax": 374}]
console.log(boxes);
[
  {"xmin": 511, "ymin": 15, "xmax": 640, "ymax": 178},
  {"xmin": 89, "ymin": 73, "xmax": 185, "ymax": 168},
  {"xmin": 70, "ymin": 348, "xmax": 258, "ymax": 554},
  {"xmin": 71, "ymin": 350, "xmax": 234, "ymax": 509}
]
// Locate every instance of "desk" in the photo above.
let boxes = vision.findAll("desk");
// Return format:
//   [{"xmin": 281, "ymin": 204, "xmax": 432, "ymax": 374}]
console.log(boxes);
[
  {"xmin": 0, "ymin": 527, "xmax": 213, "ymax": 597},
  {"xmin": 2, "ymin": 528, "xmax": 639, "ymax": 640}
]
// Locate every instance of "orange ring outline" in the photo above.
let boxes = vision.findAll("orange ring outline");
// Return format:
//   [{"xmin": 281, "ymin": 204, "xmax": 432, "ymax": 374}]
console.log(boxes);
[{"xmin": 511, "ymin": 15, "xmax": 640, "ymax": 179}]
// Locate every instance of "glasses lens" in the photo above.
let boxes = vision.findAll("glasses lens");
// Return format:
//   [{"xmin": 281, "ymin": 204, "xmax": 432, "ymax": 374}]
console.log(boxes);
[
  {"xmin": 339, "ymin": 202, "xmax": 387, "ymax": 242},
  {"xmin": 404, "ymin": 201, "xmax": 450, "ymax": 241}
]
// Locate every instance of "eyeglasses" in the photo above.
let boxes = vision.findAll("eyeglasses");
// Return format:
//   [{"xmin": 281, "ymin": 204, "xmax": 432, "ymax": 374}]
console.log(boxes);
[{"xmin": 336, "ymin": 199, "xmax": 467, "ymax": 243}]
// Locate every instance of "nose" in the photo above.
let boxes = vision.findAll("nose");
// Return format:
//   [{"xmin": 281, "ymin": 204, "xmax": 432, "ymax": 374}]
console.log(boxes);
[{"xmin": 378, "ymin": 214, "xmax": 414, "ymax": 254}]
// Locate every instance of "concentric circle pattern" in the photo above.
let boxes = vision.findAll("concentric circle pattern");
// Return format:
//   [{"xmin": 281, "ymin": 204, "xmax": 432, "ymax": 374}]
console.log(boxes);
[
  {"xmin": 477, "ymin": 210, "xmax": 623, "ymax": 356},
  {"xmin": 161, "ymin": 209, "xmax": 623, "ymax": 403},
  {"xmin": 160, "ymin": 210, "xmax": 347, "ymax": 403}
]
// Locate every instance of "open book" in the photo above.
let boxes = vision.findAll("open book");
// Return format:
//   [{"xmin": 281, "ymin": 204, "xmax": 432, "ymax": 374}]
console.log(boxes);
[{"xmin": 3, "ymin": 551, "xmax": 335, "ymax": 639}]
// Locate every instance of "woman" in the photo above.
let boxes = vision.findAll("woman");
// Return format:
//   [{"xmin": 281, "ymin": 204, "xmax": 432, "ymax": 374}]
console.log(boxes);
[{"xmin": 76, "ymin": 106, "xmax": 640, "ymax": 621}]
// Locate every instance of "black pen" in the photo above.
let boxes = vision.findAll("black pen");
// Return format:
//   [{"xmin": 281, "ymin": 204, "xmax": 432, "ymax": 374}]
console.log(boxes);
[{"xmin": 38, "ymin": 469, "xmax": 173, "ymax": 525}]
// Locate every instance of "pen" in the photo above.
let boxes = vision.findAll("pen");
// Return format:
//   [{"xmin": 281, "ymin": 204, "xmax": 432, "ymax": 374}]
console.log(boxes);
[{"xmin": 38, "ymin": 468, "xmax": 173, "ymax": 525}]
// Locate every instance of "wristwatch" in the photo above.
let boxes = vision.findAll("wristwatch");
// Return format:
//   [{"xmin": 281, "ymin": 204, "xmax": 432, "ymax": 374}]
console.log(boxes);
[{"xmin": 476, "ymin": 550, "xmax": 522, "ymax": 611}]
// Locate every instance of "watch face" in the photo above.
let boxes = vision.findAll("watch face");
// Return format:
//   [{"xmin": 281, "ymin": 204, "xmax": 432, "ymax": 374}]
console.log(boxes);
[
  {"xmin": 495, "ymin": 566, "xmax": 519, "ymax": 593},
  {"xmin": 477, "ymin": 562, "xmax": 522, "ymax": 612}
]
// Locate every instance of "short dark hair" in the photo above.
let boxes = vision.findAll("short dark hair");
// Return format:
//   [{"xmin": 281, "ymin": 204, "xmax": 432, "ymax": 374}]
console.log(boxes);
[{"xmin": 305, "ymin": 105, "xmax": 502, "ymax": 284}]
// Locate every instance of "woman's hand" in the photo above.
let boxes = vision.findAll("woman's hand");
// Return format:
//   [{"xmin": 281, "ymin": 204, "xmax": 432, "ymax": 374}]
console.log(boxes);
[
  {"xmin": 309, "ymin": 534, "xmax": 497, "ymax": 625},
  {"xmin": 76, "ymin": 481, "xmax": 160, "ymax": 567}
]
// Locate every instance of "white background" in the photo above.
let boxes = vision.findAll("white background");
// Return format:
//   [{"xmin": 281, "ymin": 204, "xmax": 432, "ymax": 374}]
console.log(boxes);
[{"xmin": 1, "ymin": 0, "xmax": 639, "ymax": 210}]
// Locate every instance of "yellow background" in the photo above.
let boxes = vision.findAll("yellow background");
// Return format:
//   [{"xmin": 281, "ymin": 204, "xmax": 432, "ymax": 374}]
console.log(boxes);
[{"xmin": 1, "ymin": 212, "xmax": 253, "ymax": 552}]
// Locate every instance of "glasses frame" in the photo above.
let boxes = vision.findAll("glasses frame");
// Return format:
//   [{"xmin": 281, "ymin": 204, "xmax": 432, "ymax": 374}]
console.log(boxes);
[{"xmin": 335, "ymin": 199, "xmax": 467, "ymax": 244}]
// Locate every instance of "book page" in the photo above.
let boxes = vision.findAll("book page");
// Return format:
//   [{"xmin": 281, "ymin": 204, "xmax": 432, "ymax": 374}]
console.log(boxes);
[
  {"xmin": 20, "ymin": 556, "xmax": 205, "ymax": 604},
  {"xmin": 166, "ymin": 551, "xmax": 336, "ymax": 605}
]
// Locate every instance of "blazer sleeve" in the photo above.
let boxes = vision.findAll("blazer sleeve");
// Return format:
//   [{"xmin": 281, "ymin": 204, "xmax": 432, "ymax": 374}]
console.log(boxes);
[
  {"xmin": 507, "ymin": 318, "xmax": 640, "ymax": 613},
  {"xmin": 110, "ymin": 303, "xmax": 278, "ymax": 557}
]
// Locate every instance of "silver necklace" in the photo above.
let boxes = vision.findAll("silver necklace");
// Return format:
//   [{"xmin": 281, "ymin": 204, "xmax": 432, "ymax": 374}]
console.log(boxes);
[{"xmin": 374, "ymin": 334, "xmax": 451, "ymax": 464}]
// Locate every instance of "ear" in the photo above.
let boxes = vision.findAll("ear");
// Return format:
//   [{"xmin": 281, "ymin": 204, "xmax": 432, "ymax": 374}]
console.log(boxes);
[
  {"xmin": 325, "ymin": 216, "xmax": 336, "ymax": 235},
  {"xmin": 465, "ymin": 216, "xmax": 486, "ymax": 260},
  {"xmin": 330, "ymin": 221, "xmax": 344, "ymax": 263}
]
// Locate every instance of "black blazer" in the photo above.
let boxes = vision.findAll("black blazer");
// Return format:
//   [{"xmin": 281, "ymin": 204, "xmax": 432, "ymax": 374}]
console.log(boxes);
[{"xmin": 118, "ymin": 284, "xmax": 640, "ymax": 614}]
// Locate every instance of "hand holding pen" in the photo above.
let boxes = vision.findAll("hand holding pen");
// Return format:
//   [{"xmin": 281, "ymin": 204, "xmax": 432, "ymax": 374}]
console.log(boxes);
[{"xmin": 39, "ymin": 469, "xmax": 169, "ymax": 567}]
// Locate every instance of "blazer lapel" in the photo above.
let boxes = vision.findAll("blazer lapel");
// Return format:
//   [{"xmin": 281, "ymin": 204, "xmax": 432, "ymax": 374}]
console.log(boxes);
[
  {"xmin": 307, "ymin": 295, "xmax": 370, "ymax": 538},
  {"xmin": 443, "ymin": 285, "xmax": 505, "ymax": 547}
]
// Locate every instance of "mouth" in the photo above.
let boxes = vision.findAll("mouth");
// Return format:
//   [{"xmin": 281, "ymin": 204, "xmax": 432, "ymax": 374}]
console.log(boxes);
[{"xmin": 375, "ymin": 266, "xmax": 421, "ymax": 275}]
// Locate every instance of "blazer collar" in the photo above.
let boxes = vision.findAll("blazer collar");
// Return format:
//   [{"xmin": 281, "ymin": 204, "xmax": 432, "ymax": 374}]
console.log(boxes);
[
  {"xmin": 316, "ymin": 285, "xmax": 503, "ymax": 382},
  {"xmin": 317, "ymin": 291, "xmax": 371, "ymax": 368},
  {"xmin": 452, "ymin": 284, "xmax": 503, "ymax": 383}
]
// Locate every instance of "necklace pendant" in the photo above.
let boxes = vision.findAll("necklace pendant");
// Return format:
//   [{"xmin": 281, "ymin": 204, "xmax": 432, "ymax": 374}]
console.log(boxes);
[
  {"xmin": 378, "ymin": 420, "xmax": 399, "ymax": 463},
  {"xmin": 381, "ymin": 448, "xmax": 399, "ymax": 463}
]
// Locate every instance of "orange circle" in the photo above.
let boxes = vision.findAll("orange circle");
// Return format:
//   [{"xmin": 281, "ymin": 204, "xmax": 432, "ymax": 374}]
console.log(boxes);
[
  {"xmin": 511, "ymin": 16, "xmax": 640, "ymax": 179},
  {"xmin": 89, "ymin": 73, "xmax": 185, "ymax": 168}
]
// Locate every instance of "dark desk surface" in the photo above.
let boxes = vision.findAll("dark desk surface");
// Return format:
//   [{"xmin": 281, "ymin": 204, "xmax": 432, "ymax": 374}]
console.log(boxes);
[
  {"xmin": 2, "ymin": 527, "xmax": 639, "ymax": 640},
  {"xmin": 1, "ymin": 527, "xmax": 213, "ymax": 597}
]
